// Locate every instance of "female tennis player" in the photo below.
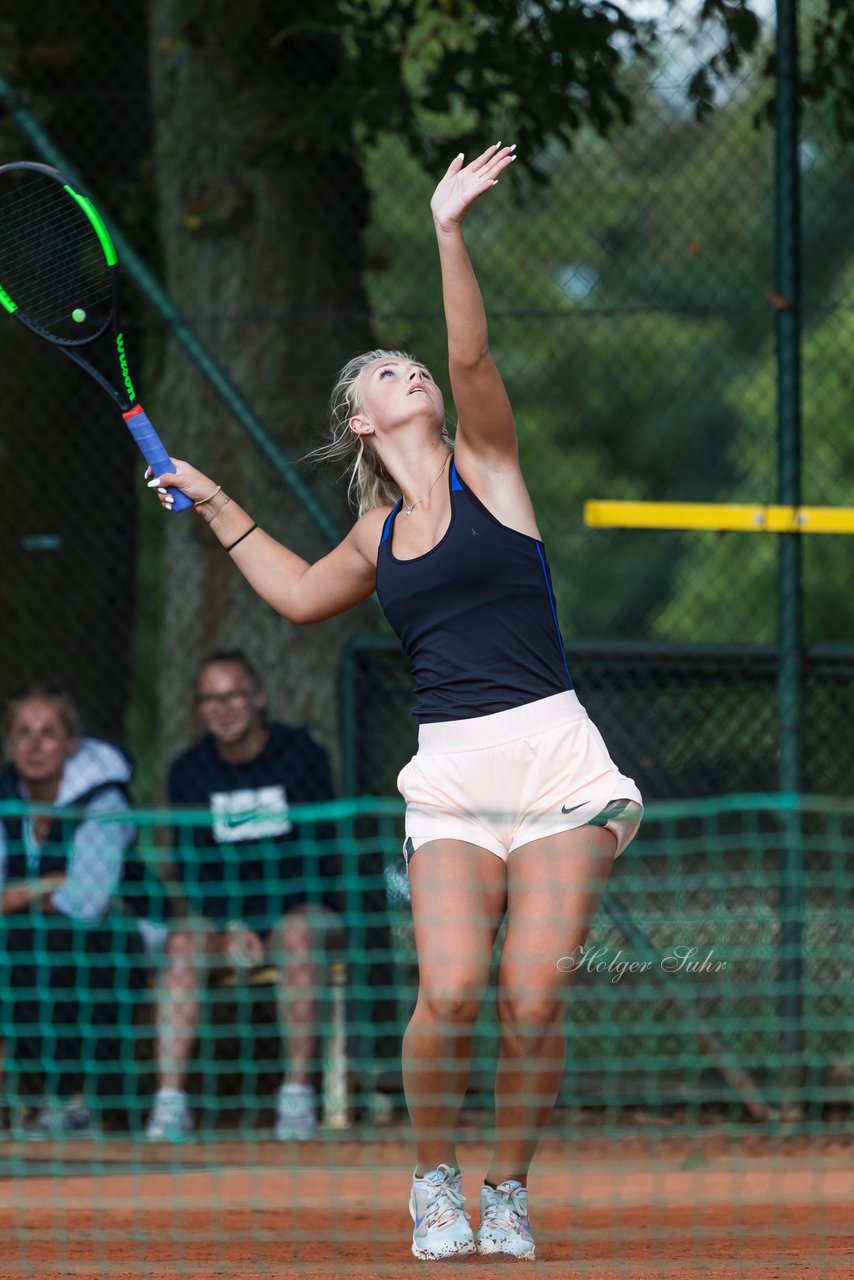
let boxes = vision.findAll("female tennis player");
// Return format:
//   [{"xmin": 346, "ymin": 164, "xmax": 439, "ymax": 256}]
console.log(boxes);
[{"xmin": 149, "ymin": 142, "xmax": 643, "ymax": 1262}]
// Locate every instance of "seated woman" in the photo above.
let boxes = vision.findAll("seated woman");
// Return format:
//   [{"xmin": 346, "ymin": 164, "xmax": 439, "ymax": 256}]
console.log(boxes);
[{"xmin": 0, "ymin": 687, "xmax": 152, "ymax": 1139}]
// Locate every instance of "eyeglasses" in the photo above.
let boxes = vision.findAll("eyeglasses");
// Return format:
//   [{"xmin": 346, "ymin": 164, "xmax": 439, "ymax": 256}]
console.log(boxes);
[{"xmin": 197, "ymin": 689, "xmax": 254, "ymax": 708}]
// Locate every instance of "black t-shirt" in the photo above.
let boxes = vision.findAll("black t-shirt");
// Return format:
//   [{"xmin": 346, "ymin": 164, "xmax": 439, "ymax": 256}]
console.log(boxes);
[{"xmin": 167, "ymin": 722, "xmax": 338, "ymax": 929}]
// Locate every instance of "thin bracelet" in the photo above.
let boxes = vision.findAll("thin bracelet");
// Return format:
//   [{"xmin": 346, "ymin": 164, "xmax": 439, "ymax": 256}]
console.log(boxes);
[
  {"xmin": 194, "ymin": 483, "xmax": 222, "ymax": 507},
  {"xmin": 226, "ymin": 523, "xmax": 258, "ymax": 553},
  {"xmin": 209, "ymin": 494, "xmax": 232, "ymax": 524}
]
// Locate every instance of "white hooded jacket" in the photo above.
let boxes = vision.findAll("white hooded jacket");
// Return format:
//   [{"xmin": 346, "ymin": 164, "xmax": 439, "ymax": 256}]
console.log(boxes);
[{"xmin": 0, "ymin": 737, "xmax": 134, "ymax": 925}]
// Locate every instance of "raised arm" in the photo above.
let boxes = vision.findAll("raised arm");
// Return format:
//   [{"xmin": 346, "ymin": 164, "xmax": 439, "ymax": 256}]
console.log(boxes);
[
  {"xmin": 430, "ymin": 144, "xmax": 517, "ymax": 466},
  {"xmin": 147, "ymin": 462, "xmax": 382, "ymax": 624}
]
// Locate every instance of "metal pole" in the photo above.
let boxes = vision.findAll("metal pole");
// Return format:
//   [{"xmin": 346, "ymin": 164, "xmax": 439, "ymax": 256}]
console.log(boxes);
[{"xmin": 774, "ymin": 0, "xmax": 804, "ymax": 1114}]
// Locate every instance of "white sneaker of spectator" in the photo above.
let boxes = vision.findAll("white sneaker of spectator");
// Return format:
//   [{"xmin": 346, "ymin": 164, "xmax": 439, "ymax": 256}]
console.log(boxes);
[
  {"xmin": 145, "ymin": 1089, "xmax": 194, "ymax": 1143},
  {"xmin": 274, "ymin": 1082, "xmax": 317, "ymax": 1141},
  {"xmin": 28, "ymin": 1098, "xmax": 97, "ymax": 1141}
]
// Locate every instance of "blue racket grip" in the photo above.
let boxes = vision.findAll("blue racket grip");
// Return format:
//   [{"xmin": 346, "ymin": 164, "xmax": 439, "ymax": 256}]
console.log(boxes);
[{"xmin": 122, "ymin": 404, "xmax": 194, "ymax": 513}]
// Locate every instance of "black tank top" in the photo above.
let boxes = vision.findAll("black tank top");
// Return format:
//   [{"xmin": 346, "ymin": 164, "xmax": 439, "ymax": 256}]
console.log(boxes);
[{"xmin": 375, "ymin": 459, "xmax": 573, "ymax": 722}]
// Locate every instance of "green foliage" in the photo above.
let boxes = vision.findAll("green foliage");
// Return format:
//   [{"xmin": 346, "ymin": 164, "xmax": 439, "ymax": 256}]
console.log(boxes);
[
  {"xmin": 164, "ymin": 2, "xmax": 854, "ymax": 172},
  {"xmin": 794, "ymin": 0, "xmax": 854, "ymax": 142},
  {"xmin": 653, "ymin": 256, "xmax": 854, "ymax": 646},
  {"xmin": 684, "ymin": 0, "xmax": 763, "ymax": 120},
  {"xmin": 164, "ymin": 1, "xmax": 808, "ymax": 175}
]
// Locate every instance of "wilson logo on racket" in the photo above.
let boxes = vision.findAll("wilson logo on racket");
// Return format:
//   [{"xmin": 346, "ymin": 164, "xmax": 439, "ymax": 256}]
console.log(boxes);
[
  {"xmin": 116, "ymin": 333, "xmax": 136, "ymax": 402},
  {"xmin": 0, "ymin": 159, "xmax": 192, "ymax": 512}
]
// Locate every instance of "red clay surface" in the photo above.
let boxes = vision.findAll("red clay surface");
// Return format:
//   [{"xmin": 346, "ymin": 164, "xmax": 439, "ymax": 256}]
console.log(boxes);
[{"xmin": 0, "ymin": 1132, "xmax": 850, "ymax": 1279}]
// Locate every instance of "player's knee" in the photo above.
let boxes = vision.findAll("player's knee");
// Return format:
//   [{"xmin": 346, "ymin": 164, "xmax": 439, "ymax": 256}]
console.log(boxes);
[
  {"xmin": 417, "ymin": 983, "xmax": 483, "ymax": 1027},
  {"xmin": 498, "ymin": 992, "xmax": 564, "ymax": 1040}
]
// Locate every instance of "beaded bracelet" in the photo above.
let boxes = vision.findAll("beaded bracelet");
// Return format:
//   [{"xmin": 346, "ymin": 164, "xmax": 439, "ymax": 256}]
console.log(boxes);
[{"xmin": 193, "ymin": 483, "xmax": 222, "ymax": 507}]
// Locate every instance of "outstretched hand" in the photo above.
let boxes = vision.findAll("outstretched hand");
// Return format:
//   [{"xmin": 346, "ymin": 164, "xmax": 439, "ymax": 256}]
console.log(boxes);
[{"xmin": 430, "ymin": 143, "xmax": 516, "ymax": 233}]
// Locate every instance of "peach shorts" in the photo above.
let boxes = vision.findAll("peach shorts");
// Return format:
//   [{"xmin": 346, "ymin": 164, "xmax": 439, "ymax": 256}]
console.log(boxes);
[{"xmin": 397, "ymin": 690, "xmax": 643, "ymax": 865}]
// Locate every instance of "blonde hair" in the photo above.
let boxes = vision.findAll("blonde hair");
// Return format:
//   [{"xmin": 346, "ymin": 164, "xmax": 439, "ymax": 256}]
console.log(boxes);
[
  {"xmin": 3, "ymin": 685, "xmax": 82, "ymax": 749},
  {"xmin": 310, "ymin": 349, "xmax": 451, "ymax": 517}
]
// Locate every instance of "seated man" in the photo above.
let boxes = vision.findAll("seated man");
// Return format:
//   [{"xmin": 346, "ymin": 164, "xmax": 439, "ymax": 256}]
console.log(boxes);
[
  {"xmin": 146, "ymin": 650, "xmax": 342, "ymax": 1143},
  {"xmin": 0, "ymin": 687, "xmax": 151, "ymax": 1139}
]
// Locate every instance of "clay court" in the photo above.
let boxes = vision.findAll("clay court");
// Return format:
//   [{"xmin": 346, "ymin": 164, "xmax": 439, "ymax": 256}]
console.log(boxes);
[{"xmin": 1, "ymin": 1131, "xmax": 850, "ymax": 1279}]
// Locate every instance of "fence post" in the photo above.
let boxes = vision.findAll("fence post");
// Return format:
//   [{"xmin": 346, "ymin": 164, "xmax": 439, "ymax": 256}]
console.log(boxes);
[{"xmin": 774, "ymin": 0, "xmax": 805, "ymax": 1116}]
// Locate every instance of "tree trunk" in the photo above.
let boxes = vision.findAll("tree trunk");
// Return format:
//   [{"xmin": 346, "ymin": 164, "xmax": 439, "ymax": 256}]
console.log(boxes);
[{"xmin": 148, "ymin": 2, "xmax": 377, "ymax": 780}]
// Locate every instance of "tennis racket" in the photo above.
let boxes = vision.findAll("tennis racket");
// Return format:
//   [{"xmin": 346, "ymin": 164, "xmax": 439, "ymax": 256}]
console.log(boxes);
[{"xmin": 0, "ymin": 161, "xmax": 193, "ymax": 511}]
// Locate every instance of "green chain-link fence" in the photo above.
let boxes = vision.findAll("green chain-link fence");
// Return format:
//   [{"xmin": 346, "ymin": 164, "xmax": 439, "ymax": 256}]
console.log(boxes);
[
  {"xmin": 0, "ymin": 795, "xmax": 851, "ymax": 1274},
  {"xmin": 0, "ymin": 794, "xmax": 850, "ymax": 1127},
  {"xmin": 0, "ymin": 2, "xmax": 852, "ymax": 1273}
]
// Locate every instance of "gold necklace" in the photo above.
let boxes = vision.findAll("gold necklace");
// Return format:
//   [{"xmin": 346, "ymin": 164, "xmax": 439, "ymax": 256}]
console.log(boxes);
[{"xmin": 402, "ymin": 453, "xmax": 450, "ymax": 516}]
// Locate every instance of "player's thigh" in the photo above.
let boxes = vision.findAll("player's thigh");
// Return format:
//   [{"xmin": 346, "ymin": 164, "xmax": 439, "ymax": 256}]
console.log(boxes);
[
  {"xmin": 499, "ymin": 824, "xmax": 616, "ymax": 1004},
  {"xmin": 408, "ymin": 838, "xmax": 508, "ymax": 998}
]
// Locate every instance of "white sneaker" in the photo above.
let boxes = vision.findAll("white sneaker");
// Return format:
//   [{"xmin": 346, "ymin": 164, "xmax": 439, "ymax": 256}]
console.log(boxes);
[
  {"xmin": 409, "ymin": 1164, "xmax": 476, "ymax": 1261},
  {"xmin": 477, "ymin": 1179, "xmax": 536, "ymax": 1259},
  {"xmin": 28, "ymin": 1099, "xmax": 97, "ymax": 1141},
  {"xmin": 145, "ymin": 1091, "xmax": 194, "ymax": 1143},
  {"xmin": 274, "ymin": 1082, "xmax": 317, "ymax": 1141}
]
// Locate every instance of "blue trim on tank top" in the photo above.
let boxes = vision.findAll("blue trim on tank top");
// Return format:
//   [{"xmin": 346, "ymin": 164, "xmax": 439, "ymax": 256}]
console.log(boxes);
[
  {"xmin": 380, "ymin": 501, "xmax": 402, "ymax": 545},
  {"xmin": 381, "ymin": 460, "xmax": 459, "ymax": 553},
  {"xmin": 535, "ymin": 543, "xmax": 573, "ymax": 686}
]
